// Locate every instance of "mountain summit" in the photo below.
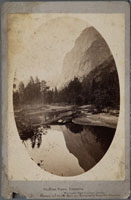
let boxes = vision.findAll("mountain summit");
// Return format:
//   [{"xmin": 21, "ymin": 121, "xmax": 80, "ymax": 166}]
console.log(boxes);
[{"xmin": 61, "ymin": 26, "xmax": 112, "ymax": 86}]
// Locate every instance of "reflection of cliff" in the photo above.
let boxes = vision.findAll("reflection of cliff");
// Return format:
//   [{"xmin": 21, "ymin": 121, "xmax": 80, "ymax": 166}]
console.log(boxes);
[
  {"xmin": 25, "ymin": 127, "xmax": 85, "ymax": 176},
  {"xmin": 82, "ymin": 126, "xmax": 115, "ymax": 152},
  {"xmin": 61, "ymin": 125, "xmax": 115, "ymax": 171}
]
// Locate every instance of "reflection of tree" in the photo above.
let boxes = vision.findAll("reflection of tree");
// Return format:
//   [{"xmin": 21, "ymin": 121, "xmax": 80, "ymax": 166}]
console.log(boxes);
[
  {"xmin": 15, "ymin": 116, "xmax": 49, "ymax": 148},
  {"xmin": 30, "ymin": 126, "xmax": 48, "ymax": 148},
  {"xmin": 66, "ymin": 122, "xmax": 83, "ymax": 134},
  {"xmin": 31, "ymin": 133, "xmax": 42, "ymax": 148},
  {"xmin": 87, "ymin": 126, "xmax": 115, "ymax": 151}
]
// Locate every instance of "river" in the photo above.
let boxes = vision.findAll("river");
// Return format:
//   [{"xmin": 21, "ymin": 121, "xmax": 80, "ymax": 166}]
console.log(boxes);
[{"xmin": 23, "ymin": 122, "xmax": 115, "ymax": 176}]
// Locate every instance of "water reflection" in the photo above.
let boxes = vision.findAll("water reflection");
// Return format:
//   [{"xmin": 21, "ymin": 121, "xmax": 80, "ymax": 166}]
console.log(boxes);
[
  {"xmin": 18, "ymin": 121, "xmax": 115, "ymax": 176},
  {"xmin": 62, "ymin": 124, "xmax": 115, "ymax": 171}
]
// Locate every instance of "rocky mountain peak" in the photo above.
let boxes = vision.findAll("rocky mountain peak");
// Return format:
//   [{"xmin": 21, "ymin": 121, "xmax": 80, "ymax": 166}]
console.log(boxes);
[{"xmin": 61, "ymin": 26, "xmax": 112, "ymax": 87}]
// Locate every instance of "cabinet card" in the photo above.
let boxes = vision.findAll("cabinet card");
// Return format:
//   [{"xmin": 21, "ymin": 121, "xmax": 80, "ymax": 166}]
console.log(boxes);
[{"xmin": 1, "ymin": 1, "xmax": 130, "ymax": 199}]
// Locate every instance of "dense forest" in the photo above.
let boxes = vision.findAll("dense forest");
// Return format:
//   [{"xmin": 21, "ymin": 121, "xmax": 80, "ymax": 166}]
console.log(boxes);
[{"xmin": 13, "ymin": 57, "xmax": 120, "ymax": 111}]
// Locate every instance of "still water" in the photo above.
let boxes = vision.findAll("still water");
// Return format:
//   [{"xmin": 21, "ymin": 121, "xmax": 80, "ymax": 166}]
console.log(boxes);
[{"xmin": 23, "ymin": 122, "xmax": 115, "ymax": 176}]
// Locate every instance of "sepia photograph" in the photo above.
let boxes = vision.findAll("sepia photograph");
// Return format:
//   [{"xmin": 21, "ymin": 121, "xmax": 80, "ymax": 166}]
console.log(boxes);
[{"xmin": 11, "ymin": 14, "xmax": 120, "ymax": 176}]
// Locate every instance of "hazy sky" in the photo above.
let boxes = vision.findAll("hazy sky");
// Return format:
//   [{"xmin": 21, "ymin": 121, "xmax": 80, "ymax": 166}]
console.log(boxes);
[{"xmin": 8, "ymin": 14, "xmax": 89, "ymax": 88}]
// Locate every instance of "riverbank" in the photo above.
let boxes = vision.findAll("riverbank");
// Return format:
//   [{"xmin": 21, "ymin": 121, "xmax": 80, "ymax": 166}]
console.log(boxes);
[
  {"xmin": 14, "ymin": 104, "xmax": 119, "ymax": 129},
  {"xmin": 73, "ymin": 113, "xmax": 118, "ymax": 129}
]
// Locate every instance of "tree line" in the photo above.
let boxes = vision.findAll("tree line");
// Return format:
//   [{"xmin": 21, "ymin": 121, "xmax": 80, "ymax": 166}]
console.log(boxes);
[
  {"xmin": 13, "ymin": 67, "xmax": 120, "ymax": 110},
  {"xmin": 13, "ymin": 76, "xmax": 55, "ymax": 105}
]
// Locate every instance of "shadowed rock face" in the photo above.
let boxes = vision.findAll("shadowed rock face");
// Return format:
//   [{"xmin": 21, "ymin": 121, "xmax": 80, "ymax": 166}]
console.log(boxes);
[
  {"xmin": 62, "ymin": 26, "xmax": 112, "ymax": 86},
  {"xmin": 62, "ymin": 125, "xmax": 115, "ymax": 171}
]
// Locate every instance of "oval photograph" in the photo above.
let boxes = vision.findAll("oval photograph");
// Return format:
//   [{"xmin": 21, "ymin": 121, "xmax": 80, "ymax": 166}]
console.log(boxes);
[{"xmin": 13, "ymin": 16, "xmax": 120, "ymax": 176}]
